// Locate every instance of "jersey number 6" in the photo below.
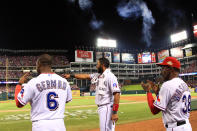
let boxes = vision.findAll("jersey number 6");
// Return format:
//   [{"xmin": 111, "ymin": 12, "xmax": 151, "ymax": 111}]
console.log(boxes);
[{"xmin": 47, "ymin": 92, "xmax": 59, "ymax": 111}]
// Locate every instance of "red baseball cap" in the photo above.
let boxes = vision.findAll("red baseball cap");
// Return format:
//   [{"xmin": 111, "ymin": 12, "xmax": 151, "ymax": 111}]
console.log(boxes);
[{"xmin": 157, "ymin": 57, "xmax": 181, "ymax": 69}]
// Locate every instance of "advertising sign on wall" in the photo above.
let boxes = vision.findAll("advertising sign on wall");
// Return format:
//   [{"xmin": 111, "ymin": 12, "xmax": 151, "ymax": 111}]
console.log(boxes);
[
  {"xmin": 157, "ymin": 50, "xmax": 169, "ymax": 63},
  {"xmin": 96, "ymin": 52, "xmax": 103, "ymax": 61},
  {"xmin": 170, "ymin": 47, "xmax": 183, "ymax": 58},
  {"xmin": 113, "ymin": 52, "xmax": 120, "ymax": 63},
  {"xmin": 104, "ymin": 52, "xmax": 112, "ymax": 62},
  {"xmin": 75, "ymin": 50, "xmax": 93, "ymax": 62},
  {"xmin": 138, "ymin": 53, "xmax": 142, "ymax": 64},
  {"xmin": 185, "ymin": 48, "xmax": 192, "ymax": 57},
  {"xmin": 122, "ymin": 53, "xmax": 135, "ymax": 64},
  {"xmin": 142, "ymin": 52, "xmax": 152, "ymax": 63}
]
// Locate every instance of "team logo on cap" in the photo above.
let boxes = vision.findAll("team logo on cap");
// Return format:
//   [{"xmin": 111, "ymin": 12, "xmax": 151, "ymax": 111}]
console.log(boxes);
[{"xmin": 167, "ymin": 61, "xmax": 173, "ymax": 66}]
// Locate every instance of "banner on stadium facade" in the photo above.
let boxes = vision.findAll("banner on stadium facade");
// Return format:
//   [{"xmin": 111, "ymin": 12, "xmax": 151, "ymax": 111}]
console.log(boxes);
[
  {"xmin": 77, "ymin": 50, "xmax": 92, "ymax": 58},
  {"xmin": 151, "ymin": 52, "xmax": 156, "ymax": 63},
  {"xmin": 193, "ymin": 23, "xmax": 197, "ymax": 38},
  {"xmin": 157, "ymin": 50, "xmax": 169, "ymax": 63},
  {"xmin": 185, "ymin": 48, "xmax": 192, "ymax": 57},
  {"xmin": 113, "ymin": 52, "xmax": 120, "ymax": 63},
  {"xmin": 170, "ymin": 47, "xmax": 183, "ymax": 58},
  {"xmin": 75, "ymin": 50, "xmax": 93, "ymax": 62},
  {"xmin": 72, "ymin": 90, "xmax": 80, "ymax": 97},
  {"xmin": 104, "ymin": 52, "xmax": 112, "ymax": 62},
  {"xmin": 138, "ymin": 53, "xmax": 142, "ymax": 63},
  {"xmin": 141, "ymin": 52, "xmax": 152, "ymax": 63},
  {"xmin": 96, "ymin": 52, "xmax": 103, "ymax": 62},
  {"xmin": 122, "ymin": 53, "xmax": 135, "ymax": 64}
]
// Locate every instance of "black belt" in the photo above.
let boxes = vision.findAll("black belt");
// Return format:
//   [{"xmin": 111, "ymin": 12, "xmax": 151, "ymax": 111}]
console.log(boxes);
[
  {"xmin": 97, "ymin": 103, "xmax": 110, "ymax": 107},
  {"xmin": 165, "ymin": 120, "xmax": 186, "ymax": 128}
]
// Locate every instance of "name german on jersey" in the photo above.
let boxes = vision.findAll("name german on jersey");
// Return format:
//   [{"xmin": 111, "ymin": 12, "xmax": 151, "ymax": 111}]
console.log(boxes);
[{"xmin": 36, "ymin": 80, "xmax": 67, "ymax": 92}]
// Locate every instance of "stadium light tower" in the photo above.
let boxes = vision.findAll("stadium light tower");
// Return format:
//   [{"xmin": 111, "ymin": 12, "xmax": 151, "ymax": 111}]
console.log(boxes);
[
  {"xmin": 96, "ymin": 38, "xmax": 117, "ymax": 48},
  {"xmin": 170, "ymin": 30, "xmax": 187, "ymax": 43}
]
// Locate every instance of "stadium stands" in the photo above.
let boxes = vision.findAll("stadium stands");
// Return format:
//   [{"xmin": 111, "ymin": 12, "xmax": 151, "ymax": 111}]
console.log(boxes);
[
  {"xmin": 0, "ymin": 45, "xmax": 196, "ymax": 98},
  {"xmin": 0, "ymin": 55, "xmax": 69, "ymax": 67}
]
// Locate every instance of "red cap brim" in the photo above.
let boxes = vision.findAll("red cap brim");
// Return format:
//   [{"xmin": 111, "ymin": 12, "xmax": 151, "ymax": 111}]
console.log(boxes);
[{"xmin": 156, "ymin": 63, "xmax": 167, "ymax": 66}]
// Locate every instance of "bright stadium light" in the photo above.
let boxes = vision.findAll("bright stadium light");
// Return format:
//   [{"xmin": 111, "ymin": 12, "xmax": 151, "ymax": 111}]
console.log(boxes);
[
  {"xmin": 170, "ymin": 30, "xmax": 187, "ymax": 43},
  {"xmin": 96, "ymin": 38, "xmax": 117, "ymax": 48}
]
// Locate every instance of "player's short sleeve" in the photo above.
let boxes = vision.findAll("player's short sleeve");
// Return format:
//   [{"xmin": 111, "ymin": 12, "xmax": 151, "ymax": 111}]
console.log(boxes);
[
  {"xmin": 153, "ymin": 83, "xmax": 171, "ymax": 111},
  {"xmin": 90, "ymin": 73, "xmax": 95, "ymax": 79},
  {"xmin": 109, "ymin": 74, "xmax": 121, "ymax": 94},
  {"xmin": 66, "ymin": 83, "xmax": 72, "ymax": 103},
  {"xmin": 17, "ymin": 80, "xmax": 34, "ymax": 106},
  {"xmin": 90, "ymin": 73, "xmax": 99, "ymax": 79}
]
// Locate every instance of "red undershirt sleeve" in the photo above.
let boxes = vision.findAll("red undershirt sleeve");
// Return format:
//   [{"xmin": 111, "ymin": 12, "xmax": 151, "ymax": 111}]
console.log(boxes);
[
  {"xmin": 147, "ymin": 92, "xmax": 161, "ymax": 115},
  {"xmin": 15, "ymin": 85, "xmax": 24, "ymax": 108}
]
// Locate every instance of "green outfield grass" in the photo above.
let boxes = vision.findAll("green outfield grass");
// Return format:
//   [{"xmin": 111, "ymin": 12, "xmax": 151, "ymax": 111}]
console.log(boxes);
[
  {"xmin": 0, "ymin": 93, "xmax": 197, "ymax": 131},
  {"xmin": 0, "ymin": 95, "xmax": 161, "ymax": 131},
  {"xmin": 122, "ymin": 84, "xmax": 143, "ymax": 91},
  {"xmin": 191, "ymin": 92, "xmax": 197, "ymax": 96}
]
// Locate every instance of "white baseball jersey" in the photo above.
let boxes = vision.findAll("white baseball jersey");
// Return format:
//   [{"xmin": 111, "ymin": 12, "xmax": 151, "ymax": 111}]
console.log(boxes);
[
  {"xmin": 90, "ymin": 69, "xmax": 120, "ymax": 106},
  {"xmin": 17, "ymin": 73, "xmax": 72, "ymax": 122},
  {"xmin": 153, "ymin": 77, "xmax": 191, "ymax": 124}
]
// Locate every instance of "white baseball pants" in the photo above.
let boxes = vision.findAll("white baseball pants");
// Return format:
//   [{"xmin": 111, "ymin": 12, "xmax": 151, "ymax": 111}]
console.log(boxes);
[
  {"xmin": 32, "ymin": 118, "xmax": 66, "ymax": 131},
  {"xmin": 166, "ymin": 119, "xmax": 192, "ymax": 131},
  {"xmin": 98, "ymin": 104, "xmax": 115, "ymax": 131}
]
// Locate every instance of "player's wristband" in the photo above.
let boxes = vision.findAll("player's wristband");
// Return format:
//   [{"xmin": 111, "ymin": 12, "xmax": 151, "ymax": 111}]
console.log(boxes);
[
  {"xmin": 70, "ymin": 74, "xmax": 75, "ymax": 78},
  {"xmin": 113, "ymin": 104, "xmax": 119, "ymax": 112}
]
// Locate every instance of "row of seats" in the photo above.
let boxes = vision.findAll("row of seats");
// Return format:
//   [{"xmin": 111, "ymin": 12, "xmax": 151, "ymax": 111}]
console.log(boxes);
[{"xmin": 0, "ymin": 55, "xmax": 69, "ymax": 66}]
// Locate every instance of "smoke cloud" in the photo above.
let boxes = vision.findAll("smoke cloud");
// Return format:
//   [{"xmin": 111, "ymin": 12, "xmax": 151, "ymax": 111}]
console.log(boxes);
[
  {"xmin": 78, "ymin": 0, "xmax": 93, "ymax": 11},
  {"xmin": 117, "ymin": 0, "xmax": 155, "ymax": 47},
  {"xmin": 67, "ymin": 0, "xmax": 103, "ymax": 30},
  {"xmin": 152, "ymin": 0, "xmax": 185, "ymax": 29},
  {"xmin": 140, "ymin": 2, "xmax": 155, "ymax": 47},
  {"xmin": 117, "ymin": 1, "xmax": 141, "ymax": 19},
  {"xmin": 90, "ymin": 15, "xmax": 103, "ymax": 30}
]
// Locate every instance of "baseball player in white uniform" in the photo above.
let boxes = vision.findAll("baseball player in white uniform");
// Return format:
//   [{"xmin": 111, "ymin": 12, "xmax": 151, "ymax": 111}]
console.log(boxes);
[
  {"xmin": 64, "ymin": 57, "xmax": 120, "ymax": 131},
  {"xmin": 15, "ymin": 54, "xmax": 72, "ymax": 131},
  {"xmin": 141, "ymin": 57, "xmax": 192, "ymax": 131}
]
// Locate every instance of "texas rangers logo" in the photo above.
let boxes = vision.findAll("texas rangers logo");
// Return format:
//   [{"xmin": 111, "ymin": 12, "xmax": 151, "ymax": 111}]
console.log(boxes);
[
  {"xmin": 20, "ymin": 89, "xmax": 25, "ymax": 98},
  {"xmin": 157, "ymin": 95, "xmax": 160, "ymax": 102},
  {"xmin": 155, "ymin": 95, "xmax": 161, "ymax": 105},
  {"xmin": 113, "ymin": 83, "xmax": 117, "ymax": 88},
  {"xmin": 167, "ymin": 61, "xmax": 173, "ymax": 66}
]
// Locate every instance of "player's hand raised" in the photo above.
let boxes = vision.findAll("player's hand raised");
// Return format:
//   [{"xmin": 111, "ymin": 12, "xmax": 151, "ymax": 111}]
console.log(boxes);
[
  {"xmin": 141, "ymin": 80, "xmax": 152, "ymax": 92},
  {"xmin": 146, "ymin": 80, "xmax": 160, "ymax": 95},
  {"xmin": 19, "ymin": 72, "xmax": 30, "ymax": 84},
  {"xmin": 152, "ymin": 84, "xmax": 160, "ymax": 96}
]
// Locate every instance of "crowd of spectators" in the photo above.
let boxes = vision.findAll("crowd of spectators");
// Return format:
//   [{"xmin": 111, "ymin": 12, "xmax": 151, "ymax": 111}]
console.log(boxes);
[
  {"xmin": 181, "ymin": 60, "xmax": 197, "ymax": 73},
  {"xmin": 0, "ymin": 71, "xmax": 24, "ymax": 79},
  {"xmin": 0, "ymin": 85, "xmax": 15, "ymax": 94},
  {"xmin": 0, "ymin": 55, "xmax": 69, "ymax": 67},
  {"xmin": 186, "ymin": 80, "xmax": 197, "ymax": 88}
]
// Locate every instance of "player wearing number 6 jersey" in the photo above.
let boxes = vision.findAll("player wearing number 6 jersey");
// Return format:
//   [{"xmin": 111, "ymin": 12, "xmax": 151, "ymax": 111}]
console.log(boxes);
[
  {"xmin": 141, "ymin": 57, "xmax": 192, "ymax": 131},
  {"xmin": 15, "ymin": 54, "xmax": 72, "ymax": 131}
]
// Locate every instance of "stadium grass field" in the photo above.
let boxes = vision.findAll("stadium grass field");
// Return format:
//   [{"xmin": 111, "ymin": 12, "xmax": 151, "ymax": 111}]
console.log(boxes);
[
  {"xmin": 122, "ymin": 84, "xmax": 143, "ymax": 91},
  {"xmin": 0, "ymin": 93, "xmax": 197, "ymax": 131}
]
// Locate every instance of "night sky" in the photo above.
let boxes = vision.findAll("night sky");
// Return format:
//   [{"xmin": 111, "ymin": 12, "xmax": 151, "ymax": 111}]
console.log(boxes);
[{"xmin": 0, "ymin": 0, "xmax": 196, "ymax": 50}]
